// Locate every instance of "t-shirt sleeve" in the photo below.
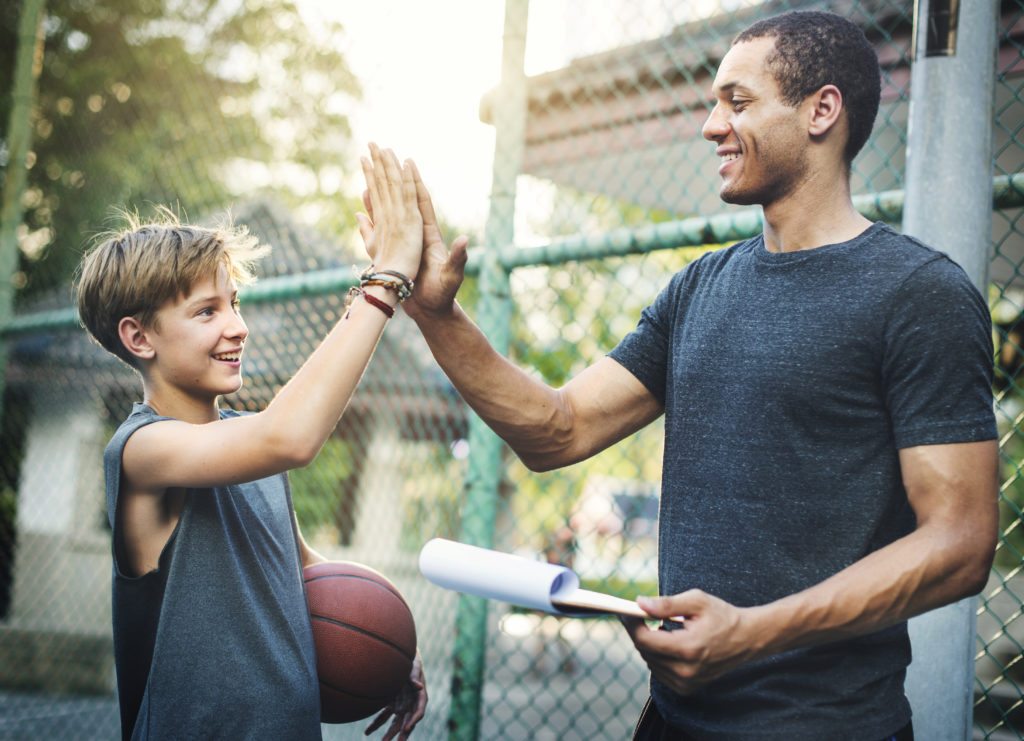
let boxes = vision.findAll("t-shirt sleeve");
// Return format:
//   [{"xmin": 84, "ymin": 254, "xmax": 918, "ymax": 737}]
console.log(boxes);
[
  {"xmin": 882, "ymin": 256, "xmax": 997, "ymax": 449},
  {"xmin": 608, "ymin": 273, "xmax": 681, "ymax": 405}
]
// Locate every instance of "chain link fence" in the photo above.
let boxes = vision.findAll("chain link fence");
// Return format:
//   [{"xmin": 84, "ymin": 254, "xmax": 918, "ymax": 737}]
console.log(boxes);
[{"xmin": 0, "ymin": 0, "xmax": 1022, "ymax": 739}]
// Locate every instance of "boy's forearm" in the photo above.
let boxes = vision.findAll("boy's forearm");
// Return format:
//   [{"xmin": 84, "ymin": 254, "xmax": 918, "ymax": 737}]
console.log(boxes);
[{"xmin": 260, "ymin": 285, "xmax": 398, "ymax": 466}]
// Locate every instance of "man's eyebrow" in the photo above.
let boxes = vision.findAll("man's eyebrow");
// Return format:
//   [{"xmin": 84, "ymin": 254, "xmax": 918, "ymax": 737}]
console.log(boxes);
[{"xmin": 713, "ymin": 81, "xmax": 752, "ymax": 96}]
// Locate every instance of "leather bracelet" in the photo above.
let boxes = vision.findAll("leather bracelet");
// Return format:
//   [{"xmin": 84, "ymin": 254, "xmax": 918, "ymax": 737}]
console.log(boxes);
[{"xmin": 345, "ymin": 286, "xmax": 395, "ymax": 319}]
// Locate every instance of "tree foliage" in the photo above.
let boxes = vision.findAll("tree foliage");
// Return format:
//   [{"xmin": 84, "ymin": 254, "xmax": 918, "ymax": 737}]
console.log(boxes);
[{"xmin": 0, "ymin": 0, "xmax": 360, "ymax": 300}]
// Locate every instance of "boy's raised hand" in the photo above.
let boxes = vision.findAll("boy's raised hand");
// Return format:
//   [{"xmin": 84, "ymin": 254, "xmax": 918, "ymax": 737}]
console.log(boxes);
[{"xmin": 356, "ymin": 143, "xmax": 423, "ymax": 280}]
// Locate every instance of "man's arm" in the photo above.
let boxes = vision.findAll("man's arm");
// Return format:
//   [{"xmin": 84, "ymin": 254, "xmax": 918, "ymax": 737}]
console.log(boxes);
[
  {"xmin": 624, "ymin": 439, "xmax": 998, "ymax": 694},
  {"xmin": 399, "ymin": 164, "xmax": 663, "ymax": 471}
]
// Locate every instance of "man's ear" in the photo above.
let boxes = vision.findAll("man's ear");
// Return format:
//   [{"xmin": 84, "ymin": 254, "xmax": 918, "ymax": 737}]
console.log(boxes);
[
  {"xmin": 807, "ymin": 84, "xmax": 844, "ymax": 138},
  {"xmin": 117, "ymin": 316, "xmax": 155, "ymax": 362}
]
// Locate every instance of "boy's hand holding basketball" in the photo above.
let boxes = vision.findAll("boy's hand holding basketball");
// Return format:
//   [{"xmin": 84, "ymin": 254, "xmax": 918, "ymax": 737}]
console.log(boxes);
[
  {"xmin": 357, "ymin": 144, "xmax": 424, "ymax": 281},
  {"xmin": 364, "ymin": 654, "xmax": 427, "ymax": 741}
]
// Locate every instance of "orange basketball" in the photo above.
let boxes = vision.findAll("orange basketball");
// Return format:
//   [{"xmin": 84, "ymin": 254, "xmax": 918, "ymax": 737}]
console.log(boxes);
[{"xmin": 303, "ymin": 561, "xmax": 417, "ymax": 723}]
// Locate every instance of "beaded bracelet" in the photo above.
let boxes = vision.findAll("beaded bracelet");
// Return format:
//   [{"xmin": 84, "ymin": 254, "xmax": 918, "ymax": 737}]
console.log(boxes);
[
  {"xmin": 359, "ymin": 265, "xmax": 414, "ymax": 302},
  {"xmin": 345, "ymin": 286, "xmax": 395, "ymax": 319}
]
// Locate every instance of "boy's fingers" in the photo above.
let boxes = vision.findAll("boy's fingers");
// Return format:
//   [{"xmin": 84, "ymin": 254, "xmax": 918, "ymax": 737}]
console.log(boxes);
[
  {"xmin": 369, "ymin": 143, "xmax": 393, "ymax": 213},
  {"xmin": 381, "ymin": 148, "xmax": 405, "ymax": 208},
  {"xmin": 401, "ymin": 160, "xmax": 418, "ymax": 207},
  {"xmin": 361, "ymin": 189, "xmax": 374, "ymax": 221},
  {"xmin": 355, "ymin": 213, "xmax": 373, "ymax": 248},
  {"xmin": 360, "ymin": 157, "xmax": 380, "ymax": 217}
]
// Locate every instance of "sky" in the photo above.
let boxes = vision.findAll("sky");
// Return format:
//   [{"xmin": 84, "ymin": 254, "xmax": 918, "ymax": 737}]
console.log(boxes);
[{"xmin": 297, "ymin": 0, "xmax": 753, "ymax": 235}]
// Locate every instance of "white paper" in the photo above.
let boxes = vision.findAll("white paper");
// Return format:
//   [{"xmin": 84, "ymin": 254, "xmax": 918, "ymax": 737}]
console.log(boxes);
[
  {"xmin": 418, "ymin": 538, "xmax": 662, "ymax": 619},
  {"xmin": 419, "ymin": 538, "xmax": 578, "ymax": 614}
]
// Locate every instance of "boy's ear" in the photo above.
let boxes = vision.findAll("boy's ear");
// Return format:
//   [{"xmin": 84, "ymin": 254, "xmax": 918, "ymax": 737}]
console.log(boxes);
[
  {"xmin": 117, "ymin": 316, "xmax": 156, "ymax": 361},
  {"xmin": 807, "ymin": 84, "xmax": 844, "ymax": 140}
]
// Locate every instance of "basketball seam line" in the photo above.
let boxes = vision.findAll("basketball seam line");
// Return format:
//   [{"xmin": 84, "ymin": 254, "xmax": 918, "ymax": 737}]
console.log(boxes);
[
  {"xmin": 319, "ymin": 676, "xmax": 395, "ymax": 701},
  {"xmin": 305, "ymin": 573, "xmax": 406, "ymax": 604},
  {"xmin": 310, "ymin": 615, "xmax": 416, "ymax": 662}
]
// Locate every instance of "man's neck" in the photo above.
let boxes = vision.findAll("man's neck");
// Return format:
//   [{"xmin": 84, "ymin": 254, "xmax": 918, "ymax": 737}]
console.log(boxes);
[{"xmin": 761, "ymin": 170, "xmax": 873, "ymax": 253}]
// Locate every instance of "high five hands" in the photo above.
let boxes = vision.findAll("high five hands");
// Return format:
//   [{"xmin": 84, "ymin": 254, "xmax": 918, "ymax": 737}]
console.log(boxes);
[
  {"xmin": 357, "ymin": 145, "xmax": 470, "ymax": 317},
  {"xmin": 356, "ymin": 143, "xmax": 424, "ymax": 282}
]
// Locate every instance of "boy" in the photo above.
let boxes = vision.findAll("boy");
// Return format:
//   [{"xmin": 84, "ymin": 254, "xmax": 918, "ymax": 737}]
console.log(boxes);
[{"xmin": 76, "ymin": 145, "xmax": 427, "ymax": 740}]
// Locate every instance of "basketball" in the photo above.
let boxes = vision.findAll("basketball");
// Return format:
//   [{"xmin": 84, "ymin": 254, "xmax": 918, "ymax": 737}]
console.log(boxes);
[{"xmin": 303, "ymin": 561, "xmax": 418, "ymax": 724}]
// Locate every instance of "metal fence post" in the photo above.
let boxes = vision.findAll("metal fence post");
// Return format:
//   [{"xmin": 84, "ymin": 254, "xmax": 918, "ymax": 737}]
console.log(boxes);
[
  {"xmin": 446, "ymin": 1, "xmax": 529, "ymax": 739},
  {"xmin": 0, "ymin": 0, "xmax": 46, "ymax": 427},
  {"xmin": 901, "ymin": 1, "xmax": 999, "ymax": 739}
]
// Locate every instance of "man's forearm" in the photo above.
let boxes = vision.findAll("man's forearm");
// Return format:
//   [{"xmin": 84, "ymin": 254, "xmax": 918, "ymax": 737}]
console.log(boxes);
[
  {"xmin": 743, "ymin": 519, "xmax": 993, "ymax": 660},
  {"xmin": 411, "ymin": 302, "xmax": 576, "ymax": 469}
]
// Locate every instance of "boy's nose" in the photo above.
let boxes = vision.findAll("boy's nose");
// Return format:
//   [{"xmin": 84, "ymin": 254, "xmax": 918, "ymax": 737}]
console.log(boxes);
[{"xmin": 227, "ymin": 313, "xmax": 248, "ymax": 341}]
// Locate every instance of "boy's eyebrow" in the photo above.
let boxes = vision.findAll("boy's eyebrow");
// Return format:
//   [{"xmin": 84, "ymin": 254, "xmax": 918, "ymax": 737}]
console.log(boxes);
[{"xmin": 183, "ymin": 290, "xmax": 237, "ymax": 310}]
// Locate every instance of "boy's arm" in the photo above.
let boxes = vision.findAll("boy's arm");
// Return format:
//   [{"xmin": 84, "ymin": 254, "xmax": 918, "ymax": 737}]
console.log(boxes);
[
  {"xmin": 123, "ymin": 145, "xmax": 422, "ymax": 490},
  {"xmin": 401, "ymin": 165, "xmax": 663, "ymax": 471}
]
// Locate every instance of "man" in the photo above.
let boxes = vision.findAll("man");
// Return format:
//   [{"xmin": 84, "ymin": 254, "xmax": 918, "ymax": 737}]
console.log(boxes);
[{"xmin": 376, "ymin": 11, "xmax": 998, "ymax": 739}]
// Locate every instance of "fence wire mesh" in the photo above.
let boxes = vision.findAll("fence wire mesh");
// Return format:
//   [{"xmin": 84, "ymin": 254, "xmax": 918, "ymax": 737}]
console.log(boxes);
[{"xmin": 0, "ymin": 0, "xmax": 1022, "ymax": 740}]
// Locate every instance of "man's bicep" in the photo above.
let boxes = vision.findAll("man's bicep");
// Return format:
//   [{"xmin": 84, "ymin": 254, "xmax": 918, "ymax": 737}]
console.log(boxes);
[
  {"xmin": 899, "ymin": 440, "xmax": 998, "ymax": 533},
  {"xmin": 562, "ymin": 356, "xmax": 664, "ymax": 458}
]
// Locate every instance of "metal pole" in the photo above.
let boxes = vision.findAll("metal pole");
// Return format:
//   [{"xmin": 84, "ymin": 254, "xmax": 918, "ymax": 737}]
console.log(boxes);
[
  {"xmin": 446, "ymin": 1, "xmax": 528, "ymax": 739},
  {"xmin": 901, "ymin": 1, "xmax": 998, "ymax": 739},
  {"xmin": 0, "ymin": 0, "xmax": 46, "ymax": 427}
]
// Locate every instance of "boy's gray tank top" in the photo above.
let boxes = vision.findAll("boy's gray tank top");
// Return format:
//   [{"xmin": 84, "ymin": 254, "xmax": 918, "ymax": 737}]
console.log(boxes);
[{"xmin": 104, "ymin": 403, "xmax": 321, "ymax": 740}]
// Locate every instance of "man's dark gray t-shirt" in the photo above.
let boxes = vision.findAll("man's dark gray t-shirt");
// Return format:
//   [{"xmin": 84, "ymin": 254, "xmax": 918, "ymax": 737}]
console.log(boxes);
[
  {"xmin": 105, "ymin": 403, "xmax": 321, "ymax": 740},
  {"xmin": 609, "ymin": 223, "xmax": 996, "ymax": 740}
]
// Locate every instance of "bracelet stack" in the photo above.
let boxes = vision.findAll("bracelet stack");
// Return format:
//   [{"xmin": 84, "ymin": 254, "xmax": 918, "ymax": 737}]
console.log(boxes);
[
  {"xmin": 343, "ymin": 265, "xmax": 415, "ymax": 320},
  {"xmin": 359, "ymin": 266, "xmax": 414, "ymax": 302}
]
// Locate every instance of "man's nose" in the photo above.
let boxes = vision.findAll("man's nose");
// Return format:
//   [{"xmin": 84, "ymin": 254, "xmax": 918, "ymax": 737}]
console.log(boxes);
[{"xmin": 702, "ymin": 103, "xmax": 728, "ymax": 141}]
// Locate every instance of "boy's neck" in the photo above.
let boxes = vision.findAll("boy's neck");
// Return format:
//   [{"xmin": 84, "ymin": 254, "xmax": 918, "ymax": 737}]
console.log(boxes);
[{"xmin": 143, "ymin": 380, "xmax": 221, "ymax": 424}]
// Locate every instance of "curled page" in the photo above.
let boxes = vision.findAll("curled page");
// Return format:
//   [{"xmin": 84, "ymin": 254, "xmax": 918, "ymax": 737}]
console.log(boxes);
[{"xmin": 418, "ymin": 538, "xmax": 576, "ymax": 614}]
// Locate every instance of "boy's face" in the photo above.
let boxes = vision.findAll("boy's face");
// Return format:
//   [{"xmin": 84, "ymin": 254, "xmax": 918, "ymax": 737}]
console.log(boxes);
[
  {"xmin": 145, "ymin": 264, "xmax": 249, "ymax": 402},
  {"xmin": 702, "ymin": 37, "xmax": 811, "ymax": 207}
]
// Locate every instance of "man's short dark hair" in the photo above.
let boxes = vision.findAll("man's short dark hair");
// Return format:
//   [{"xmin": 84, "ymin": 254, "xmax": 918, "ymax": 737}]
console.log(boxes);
[{"xmin": 736, "ymin": 10, "xmax": 882, "ymax": 165}]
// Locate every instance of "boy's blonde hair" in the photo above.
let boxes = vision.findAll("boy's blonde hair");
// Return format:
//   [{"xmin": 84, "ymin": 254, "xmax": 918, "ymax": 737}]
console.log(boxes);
[{"xmin": 75, "ymin": 207, "xmax": 270, "ymax": 368}]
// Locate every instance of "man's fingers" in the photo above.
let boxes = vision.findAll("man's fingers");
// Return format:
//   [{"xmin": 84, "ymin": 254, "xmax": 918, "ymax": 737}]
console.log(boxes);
[
  {"xmin": 410, "ymin": 160, "xmax": 440, "ymax": 229},
  {"xmin": 638, "ymin": 590, "xmax": 703, "ymax": 619}
]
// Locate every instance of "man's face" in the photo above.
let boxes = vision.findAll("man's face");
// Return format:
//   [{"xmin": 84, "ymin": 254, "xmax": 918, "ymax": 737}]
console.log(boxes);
[{"xmin": 702, "ymin": 37, "xmax": 810, "ymax": 207}]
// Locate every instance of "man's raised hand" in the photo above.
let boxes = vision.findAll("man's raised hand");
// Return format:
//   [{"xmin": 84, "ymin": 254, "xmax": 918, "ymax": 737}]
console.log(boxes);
[{"xmin": 401, "ymin": 161, "xmax": 470, "ymax": 320}]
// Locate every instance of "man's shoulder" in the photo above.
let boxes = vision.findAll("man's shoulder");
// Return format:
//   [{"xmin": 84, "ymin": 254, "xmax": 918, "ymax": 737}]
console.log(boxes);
[{"xmin": 866, "ymin": 223, "xmax": 976, "ymax": 289}]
